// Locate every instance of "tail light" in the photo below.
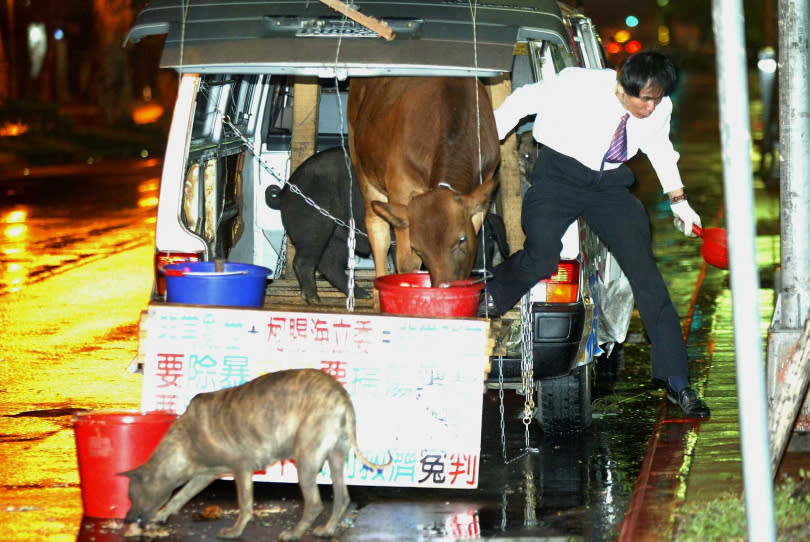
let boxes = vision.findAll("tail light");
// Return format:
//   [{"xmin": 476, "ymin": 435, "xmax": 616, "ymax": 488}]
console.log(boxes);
[
  {"xmin": 154, "ymin": 251, "xmax": 203, "ymax": 297},
  {"xmin": 532, "ymin": 260, "xmax": 580, "ymax": 303}
]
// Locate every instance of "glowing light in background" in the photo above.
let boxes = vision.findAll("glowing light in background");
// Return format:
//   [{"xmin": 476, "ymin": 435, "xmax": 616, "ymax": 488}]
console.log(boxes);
[
  {"xmin": 2, "ymin": 209, "xmax": 30, "ymax": 293},
  {"xmin": 657, "ymin": 0, "xmax": 670, "ymax": 6},
  {"xmin": 758, "ymin": 57, "xmax": 777, "ymax": 74},
  {"xmin": 658, "ymin": 25, "xmax": 671, "ymax": 46},
  {"xmin": 625, "ymin": 15, "xmax": 639, "ymax": 28},
  {"xmin": 132, "ymin": 102, "xmax": 164, "ymax": 125},
  {"xmin": 615, "ymin": 30, "xmax": 631, "ymax": 43},
  {"xmin": 625, "ymin": 40, "xmax": 643, "ymax": 54},
  {"xmin": 138, "ymin": 177, "xmax": 160, "ymax": 209},
  {"xmin": 4, "ymin": 210, "xmax": 28, "ymax": 224},
  {"xmin": 606, "ymin": 42, "xmax": 623, "ymax": 55}
]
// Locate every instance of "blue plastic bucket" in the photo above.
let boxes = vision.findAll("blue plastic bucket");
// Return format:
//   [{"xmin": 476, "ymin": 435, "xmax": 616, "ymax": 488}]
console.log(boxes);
[{"xmin": 164, "ymin": 261, "xmax": 272, "ymax": 307}]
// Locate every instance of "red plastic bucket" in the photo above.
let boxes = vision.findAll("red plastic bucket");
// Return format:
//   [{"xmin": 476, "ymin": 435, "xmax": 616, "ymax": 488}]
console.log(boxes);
[
  {"xmin": 374, "ymin": 272, "xmax": 484, "ymax": 317},
  {"xmin": 73, "ymin": 410, "xmax": 177, "ymax": 518}
]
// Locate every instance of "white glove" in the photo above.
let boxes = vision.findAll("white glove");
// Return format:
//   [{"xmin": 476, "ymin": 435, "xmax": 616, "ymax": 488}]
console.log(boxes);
[{"xmin": 671, "ymin": 200, "xmax": 701, "ymax": 237}]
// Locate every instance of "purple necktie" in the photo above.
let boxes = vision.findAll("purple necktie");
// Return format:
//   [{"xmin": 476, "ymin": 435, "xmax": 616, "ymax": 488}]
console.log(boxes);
[{"xmin": 603, "ymin": 113, "xmax": 630, "ymax": 164}]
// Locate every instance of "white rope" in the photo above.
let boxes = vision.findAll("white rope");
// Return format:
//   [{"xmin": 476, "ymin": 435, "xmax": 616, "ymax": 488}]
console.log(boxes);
[{"xmin": 334, "ymin": 2, "xmax": 357, "ymax": 312}]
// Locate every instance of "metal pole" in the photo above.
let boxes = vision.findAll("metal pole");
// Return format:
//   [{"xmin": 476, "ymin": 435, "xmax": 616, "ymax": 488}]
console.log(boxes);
[
  {"xmin": 777, "ymin": 0, "xmax": 810, "ymax": 329},
  {"xmin": 767, "ymin": 0, "xmax": 810, "ymax": 438},
  {"xmin": 711, "ymin": 1, "xmax": 776, "ymax": 541}
]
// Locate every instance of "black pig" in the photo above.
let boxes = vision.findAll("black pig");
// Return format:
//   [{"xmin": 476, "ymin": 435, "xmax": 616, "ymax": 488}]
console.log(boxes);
[{"xmin": 273, "ymin": 147, "xmax": 371, "ymax": 303}]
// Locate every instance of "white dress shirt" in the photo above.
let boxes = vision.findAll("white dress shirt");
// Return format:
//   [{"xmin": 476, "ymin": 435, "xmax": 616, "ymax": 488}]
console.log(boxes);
[{"xmin": 494, "ymin": 67, "xmax": 684, "ymax": 193}]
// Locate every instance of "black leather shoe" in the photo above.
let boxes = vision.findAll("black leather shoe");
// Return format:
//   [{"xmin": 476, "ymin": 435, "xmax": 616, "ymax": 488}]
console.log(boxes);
[
  {"xmin": 666, "ymin": 386, "xmax": 711, "ymax": 418},
  {"xmin": 477, "ymin": 290, "xmax": 500, "ymax": 318}
]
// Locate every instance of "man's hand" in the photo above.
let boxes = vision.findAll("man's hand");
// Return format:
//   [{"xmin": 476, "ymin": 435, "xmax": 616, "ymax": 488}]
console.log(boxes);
[{"xmin": 671, "ymin": 200, "xmax": 701, "ymax": 237}]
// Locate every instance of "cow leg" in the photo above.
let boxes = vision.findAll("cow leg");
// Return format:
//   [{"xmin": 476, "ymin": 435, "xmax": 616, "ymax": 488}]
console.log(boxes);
[
  {"xmin": 318, "ymin": 237, "xmax": 371, "ymax": 299},
  {"xmin": 365, "ymin": 212, "xmax": 391, "ymax": 279}
]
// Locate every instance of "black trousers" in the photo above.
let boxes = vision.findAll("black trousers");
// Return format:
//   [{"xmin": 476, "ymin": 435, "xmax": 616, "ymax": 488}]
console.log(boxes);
[{"xmin": 487, "ymin": 146, "xmax": 688, "ymax": 380}]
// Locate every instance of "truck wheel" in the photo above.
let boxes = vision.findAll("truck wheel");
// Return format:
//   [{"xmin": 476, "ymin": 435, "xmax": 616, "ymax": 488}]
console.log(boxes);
[{"xmin": 535, "ymin": 363, "xmax": 592, "ymax": 434}]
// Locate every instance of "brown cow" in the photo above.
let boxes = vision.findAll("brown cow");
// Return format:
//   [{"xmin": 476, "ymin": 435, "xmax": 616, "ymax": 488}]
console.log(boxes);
[{"xmin": 347, "ymin": 76, "xmax": 500, "ymax": 289}]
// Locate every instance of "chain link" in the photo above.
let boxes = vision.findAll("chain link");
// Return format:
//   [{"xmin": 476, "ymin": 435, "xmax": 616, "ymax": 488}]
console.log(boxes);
[
  {"xmin": 346, "ymin": 218, "xmax": 357, "ymax": 312},
  {"xmin": 520, "ymin": 293, "xmax": 538, "ymax": 452},
  {"xmin": 498, "ymin": 294, "xmax": 540, "ymax": 464},
  {"xmin": 221, "ymin": 116, "xmax": 367, "ymax": 240}
]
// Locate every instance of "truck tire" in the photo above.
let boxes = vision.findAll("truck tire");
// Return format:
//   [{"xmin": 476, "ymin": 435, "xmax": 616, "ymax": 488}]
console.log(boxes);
[{"xmin": 535, "ymin": 363, "xmax": 592, "ymax": 434}]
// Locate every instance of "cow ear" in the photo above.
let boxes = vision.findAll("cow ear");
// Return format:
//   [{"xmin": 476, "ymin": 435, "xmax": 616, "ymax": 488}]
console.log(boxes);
[
  {"xmin": 371, "ymin": 201, "xmax": 410, "ymax": 230},
  {"xmin": 467, "ymin": 178, "xmax": 498, "ymax": 232}
]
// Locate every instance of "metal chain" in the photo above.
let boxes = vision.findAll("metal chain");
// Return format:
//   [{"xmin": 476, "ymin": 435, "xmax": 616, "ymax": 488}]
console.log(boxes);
[
  {"xmin": 221, "ymin": 115, "xmax": 367, "ymax": 240},
  {"xmin": 498, "ymin": 354, "xmax": 508, "ymax": 462},
  {"xmin": 498, "ymin": 295, "xmax": 540, "ymax": 464},
  {"xmin": 346, "ymin": 218, "xmax": 357, "ymax": 312},
  {"xmin": 276, "ymin": 232, "xmax": 288, "ymax": 280},
  {"xmin": 520, "ymin": 293, "xmax": 539, "ymax": 453}
]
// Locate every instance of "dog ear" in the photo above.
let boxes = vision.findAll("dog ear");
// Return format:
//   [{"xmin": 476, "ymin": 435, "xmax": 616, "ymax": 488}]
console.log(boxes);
[{"xmin": 118, "ymin": 466, "xmax": 143, "ymax": 480}]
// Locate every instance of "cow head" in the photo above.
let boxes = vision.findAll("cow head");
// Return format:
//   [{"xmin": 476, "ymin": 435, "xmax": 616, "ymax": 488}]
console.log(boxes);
[{"xmin": 370, "ymin": 178, "xmax": 498, "ymax": 287}]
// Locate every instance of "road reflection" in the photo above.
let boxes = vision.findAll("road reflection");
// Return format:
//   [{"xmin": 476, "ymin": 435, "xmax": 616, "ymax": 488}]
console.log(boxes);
[{"xmin": 0, "ymin": 170, "xmax": 158, "ymax": 541}]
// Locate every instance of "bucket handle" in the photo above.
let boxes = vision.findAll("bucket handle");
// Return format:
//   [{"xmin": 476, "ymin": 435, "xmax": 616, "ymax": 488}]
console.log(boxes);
[{"xmin": 159, "ymin": 266, "xmax": 250, "ymax": 277}]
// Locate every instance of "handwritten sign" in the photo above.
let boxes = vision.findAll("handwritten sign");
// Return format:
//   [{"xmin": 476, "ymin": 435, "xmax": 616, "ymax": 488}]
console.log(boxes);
[{"xmin": 140, "ymin": 304, "xmax": 491, "ymax": 489}]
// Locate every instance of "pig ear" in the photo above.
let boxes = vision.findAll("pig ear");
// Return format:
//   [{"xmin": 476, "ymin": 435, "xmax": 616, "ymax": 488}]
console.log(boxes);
[{"xmin": 371, "ymin": 201, "xmax": 410, "ymax": 230}]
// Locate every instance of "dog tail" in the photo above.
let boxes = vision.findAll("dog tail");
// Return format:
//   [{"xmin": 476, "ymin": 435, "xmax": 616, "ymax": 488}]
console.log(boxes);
[{"xmin": 347, "ymin": 408, "xmax": 393, "ymax": 471}]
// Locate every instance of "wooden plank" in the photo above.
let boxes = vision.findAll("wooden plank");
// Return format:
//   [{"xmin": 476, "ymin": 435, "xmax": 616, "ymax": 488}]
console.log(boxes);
[
  {"xmin": 488, "ymin": 77, "xmax": 524, "ymax": 255},
  {"xmin": 318, "ymin": 0, "xmax": 396, "ymax": 40},
  {"xmin": 284, "ymin": 77, "xmax": 320, "ymax": 278}
]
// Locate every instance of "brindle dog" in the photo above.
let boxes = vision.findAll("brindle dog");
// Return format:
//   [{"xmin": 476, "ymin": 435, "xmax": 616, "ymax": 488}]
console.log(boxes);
[{"xmin": 122, "ymin": 369, "xmax": 389, "ymax": 540}]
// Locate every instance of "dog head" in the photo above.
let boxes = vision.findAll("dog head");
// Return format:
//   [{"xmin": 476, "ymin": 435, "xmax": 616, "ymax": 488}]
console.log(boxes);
[{"xmin": 120, "ymin": 464, "xmax": 168, "ymax": 526}]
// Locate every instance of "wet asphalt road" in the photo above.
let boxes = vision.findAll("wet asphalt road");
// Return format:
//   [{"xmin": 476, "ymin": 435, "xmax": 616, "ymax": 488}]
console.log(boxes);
[{"xmin": 0, "ymin": 70, "xmax": 778, "ymax": 541}]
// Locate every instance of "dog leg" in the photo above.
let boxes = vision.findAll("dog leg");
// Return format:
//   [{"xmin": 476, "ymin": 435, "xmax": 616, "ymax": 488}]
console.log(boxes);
[
  {"xmin": 312, "ymin": 448, "xmax": 350, "ymax": 538},
  {"xmin": 217, "ymin": 469, "xmax": 254, "ymax": 539},
  {"xmin": 153, "ymin": 473, "xmax": 218, "ymax": 523},
  {"xmin": 279, "ymin": 463, "xmax": 324, "ymax": 541}
]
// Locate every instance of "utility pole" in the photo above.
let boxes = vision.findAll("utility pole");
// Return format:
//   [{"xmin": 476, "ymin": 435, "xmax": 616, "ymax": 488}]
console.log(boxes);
[{"xmin": 767, "ymin": 0, "xmax": 810, "ymax": 430}]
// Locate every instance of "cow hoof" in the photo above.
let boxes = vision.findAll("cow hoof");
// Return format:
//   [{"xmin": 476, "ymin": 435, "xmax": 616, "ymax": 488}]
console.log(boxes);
[
  {"xmin": 301, "ymin": 291, "xmax": 321, "ymax": 304},
  {"xmin": 355, "ymin": 288, "xmax": 372, "ymax": 299}
]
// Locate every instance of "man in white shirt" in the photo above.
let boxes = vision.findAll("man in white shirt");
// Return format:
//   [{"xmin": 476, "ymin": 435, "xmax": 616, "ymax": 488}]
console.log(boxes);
[{"xmin": 480, "ymin": 51, "xmax": 710, "ymax": 418}]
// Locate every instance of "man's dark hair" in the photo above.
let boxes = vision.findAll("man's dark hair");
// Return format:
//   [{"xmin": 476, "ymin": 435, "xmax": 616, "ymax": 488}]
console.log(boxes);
[{"xmin": 619, "ymin": 51, "xmax": 680, "ymax": 97}]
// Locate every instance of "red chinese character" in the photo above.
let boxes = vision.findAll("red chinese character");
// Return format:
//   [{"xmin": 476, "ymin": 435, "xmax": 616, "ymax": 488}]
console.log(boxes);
[
  {"xmin": 289, "ymin": 317, "xmax": 308, "ymax": 341},
  {"xmin": 331, "ymin": 320, "xmax": 352, "ymax": 350},
  {"xmin": 311, "ymin": 318, "xmax": 329, "ymax": 342},
  {"xmin": 352, "ymin": 319, "xmax": 374, "ymax": 352},
  {"xmin": 448, "ymin": 454, "xmax": 478, "ymax": 486},
  {"xmin": 154, "ymin": 393, "xmax": 179, "ymax": 412},
  {"xmin": 267, "ymin": 316, "xmax": 287, "ymax": 342},
  {"xmin": 320, "ymin": 361, "xmax": 348, "ymax": 385},
  {"xmin": 156, "ymin": 353, "xmax": 184, "ymax": 388}
]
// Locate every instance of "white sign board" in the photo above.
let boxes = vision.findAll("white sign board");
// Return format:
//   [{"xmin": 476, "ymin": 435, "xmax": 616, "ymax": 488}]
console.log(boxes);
[{"xmin": 140, "ymin": 304, "xmax": 491, "ymax": 489}]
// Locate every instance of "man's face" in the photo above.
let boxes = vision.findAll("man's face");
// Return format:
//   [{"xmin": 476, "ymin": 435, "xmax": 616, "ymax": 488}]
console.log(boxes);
[{"xmin": 619, "ymin": 82, "xmax": 664, "ymax": 119}]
